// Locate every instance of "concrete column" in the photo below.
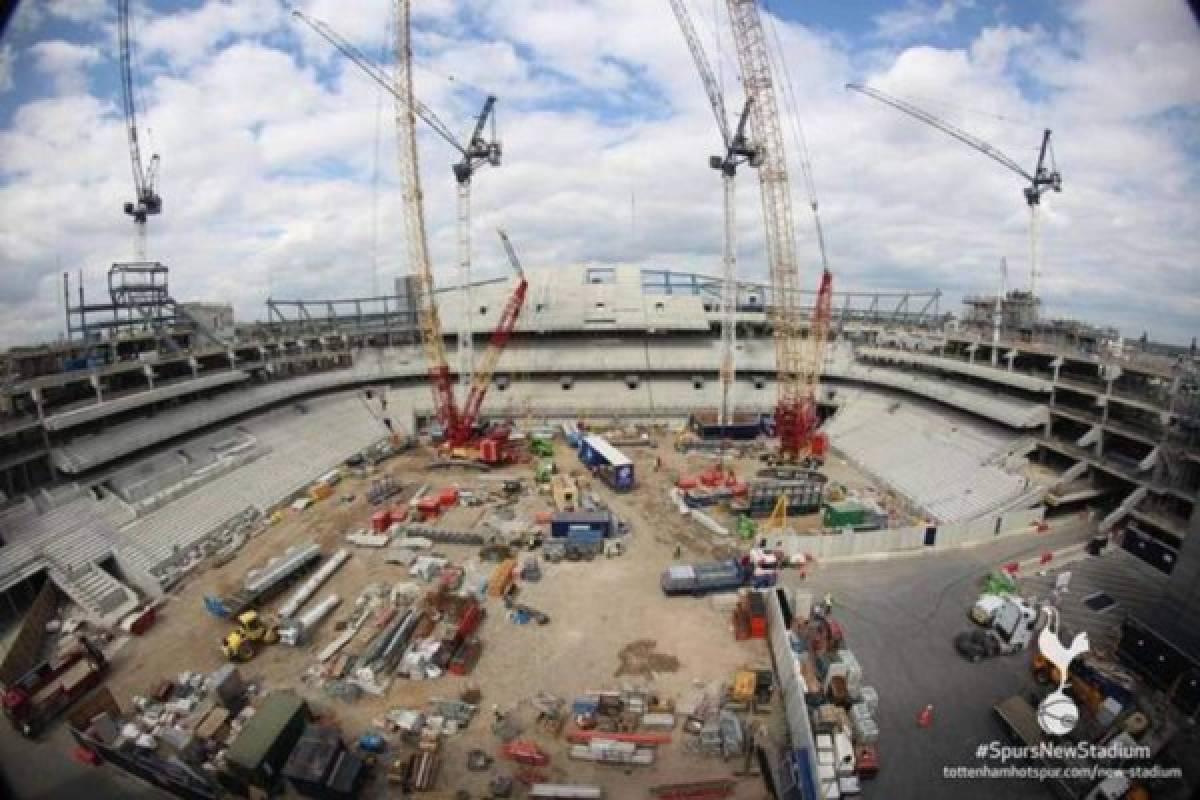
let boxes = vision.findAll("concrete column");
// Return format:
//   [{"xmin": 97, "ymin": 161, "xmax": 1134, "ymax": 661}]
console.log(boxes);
[
  {"xmin": 227, "ymin": 350, "xmax": 236, "ymax": 369},
  {"xmin": 30, "ymin": 387, "xmax": 44, "ymax": 421},
  {"xmin": 188, "ymin": 356, "xmax": 199, "ymax": 379},
  {"xmin": 1005, "ymin": 350, "xmax": 1017, "ymax": 372},
  {"xmin": 141, "ymin": 364, "xmax": 155, "ymax": 389},
  {"xmin": 88, "ymin": 374, "xmax": 103, "ymax": 404}
]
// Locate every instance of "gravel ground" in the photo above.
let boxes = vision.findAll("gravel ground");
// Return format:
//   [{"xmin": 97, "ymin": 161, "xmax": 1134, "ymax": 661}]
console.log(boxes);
[{"xmin": 0, "ymin": 434, "xmax": 1092, "ymax": 800}]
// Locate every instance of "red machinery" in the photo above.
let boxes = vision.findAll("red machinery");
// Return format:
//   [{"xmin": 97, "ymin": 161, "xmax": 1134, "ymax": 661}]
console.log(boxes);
[
  {"xmin": 445, "ymin": 236, "xmax": 529, "ymax": 459},
  {"xmin": 295, "ymin": 10, "xmax": 526, "ymax": 465},
  {"xmin": 774, "ymin": 269, "xmax": 833, "ymax": 462},
  {"xmin": 502, "ymin": 739, "xmax": 549, "ymax": 766},
  {"xmin": 2, "ymin": 636, "xmax": 107, "ymax": 738}
]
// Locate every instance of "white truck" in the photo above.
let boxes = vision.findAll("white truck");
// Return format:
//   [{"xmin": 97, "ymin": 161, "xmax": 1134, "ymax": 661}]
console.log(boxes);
[{"xmin": 955, "ymin": 597, "xmax": 1041, "ymax": 662}]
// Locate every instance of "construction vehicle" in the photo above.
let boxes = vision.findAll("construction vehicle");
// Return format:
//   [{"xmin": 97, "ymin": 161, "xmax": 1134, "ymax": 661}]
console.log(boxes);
[
  {"xmin": 3, "ymin": 636, "xmax": 107, "ymax": 738},
  {"xmin": 724, "ymin": 0, "xmax": 834, "ymax": 464},
  {"xmin": 955, "ymin": 597, "xmax": 1041, "ymax": 662},
  {"xmin": 736, "ymin": 515, "xmax": 757, "ymax": 540},
  {"xmin": 660, "ymin": 558, "xmax": 776, "ymax": 597},
  {"xmin": 669, "ymin": 0, "xmax": 762, "ymax": 447},
  {"xmin": 550, "ymin": 473, "xmax": 578, "ymax": 512},
  {"xmin": 221, "ymin": 610, "xmax": 279, "ymax": 662},
  {"xmin": 294, "ymin": 10, "xmax": 526, "ymax": 468}
]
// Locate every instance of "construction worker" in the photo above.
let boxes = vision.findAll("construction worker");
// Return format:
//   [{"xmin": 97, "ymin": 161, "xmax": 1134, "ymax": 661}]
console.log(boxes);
[
  {"xmin": 824, "ymin": 592, "xmax": 834, "ymax": 616},
  {"xmin": 674, "ymin": 544, "xmax": 682, "ymax": 559}
]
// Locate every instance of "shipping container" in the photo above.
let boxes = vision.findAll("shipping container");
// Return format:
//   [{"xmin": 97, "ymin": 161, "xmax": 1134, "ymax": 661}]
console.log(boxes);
[
  {"xmin": 689, "ymin": 411, "xmax": 767, "ymax": 441},
  {"xmin": 283, "ymin": 725, "xmax": 365, "ymax": 800},
  {"xmin": 579, "ymin": 435, "xmax": 635, "ymax": 491},
  {"xmin": 225, "ymin": 692, "xmax": 310, "ymax": 791},
  {"xmin": 550, "ymin": 512, "xmax": 617, "ymax": 539},
  {"xmin": 823, "ymin": 500, "xmax": 866, "ymax": 529}
]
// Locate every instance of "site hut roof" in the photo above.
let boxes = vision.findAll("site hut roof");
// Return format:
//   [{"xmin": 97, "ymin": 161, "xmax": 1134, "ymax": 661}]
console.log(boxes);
[
  {"xmin": 581, "ymin": 434, "xmax": 632, "ymax": 467},
  {"xmin": 225, "ymin": 691, "xmax": 309, "ymax": 783}
]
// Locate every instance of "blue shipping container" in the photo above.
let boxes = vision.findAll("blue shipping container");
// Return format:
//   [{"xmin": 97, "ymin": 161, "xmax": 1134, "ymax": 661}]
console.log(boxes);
[
  {"xmin": 550, "ymin": 512, "xmax": 614, "ymax": 538},
  {"xmin": 566, "ymin": 528, "xmax": 604, "ymax": 545}
]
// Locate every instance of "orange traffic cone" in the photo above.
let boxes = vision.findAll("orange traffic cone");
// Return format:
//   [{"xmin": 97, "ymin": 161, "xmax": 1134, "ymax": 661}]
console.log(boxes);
[{"xmin": 917, "ymin": 704, "xmax": 934, "ymax": 728}]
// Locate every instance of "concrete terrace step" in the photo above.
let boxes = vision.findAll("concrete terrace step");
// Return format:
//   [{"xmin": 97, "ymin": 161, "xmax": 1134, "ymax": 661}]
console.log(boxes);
[{"xmin": 48, "ymin": 563, "xmax": 139, "ymax": 625}]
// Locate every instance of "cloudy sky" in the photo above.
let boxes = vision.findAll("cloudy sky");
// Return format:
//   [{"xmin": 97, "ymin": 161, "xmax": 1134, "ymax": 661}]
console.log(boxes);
[{"xmin": 0, "ymin": 0, "xmax": 1197, "ymax": 349}]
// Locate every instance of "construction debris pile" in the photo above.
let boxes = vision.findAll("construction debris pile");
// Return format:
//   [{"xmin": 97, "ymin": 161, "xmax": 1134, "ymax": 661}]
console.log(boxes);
[
  {"xmin": 790, "ymin": 592, "xmax": 880, "ymax": 795},
  {"xmin": 69, "ymin": 677, "xmax": 372, "ymax": 800}
]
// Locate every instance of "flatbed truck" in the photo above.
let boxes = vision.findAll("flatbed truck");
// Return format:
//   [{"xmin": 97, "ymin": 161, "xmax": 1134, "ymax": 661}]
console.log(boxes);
[
  {"xmin": 660, "ymin": 559, "xmax": 776, "ymax": 597},
  {"xmin": 2, "ymin": 636, "xmax": 107, "ymax": 738}
]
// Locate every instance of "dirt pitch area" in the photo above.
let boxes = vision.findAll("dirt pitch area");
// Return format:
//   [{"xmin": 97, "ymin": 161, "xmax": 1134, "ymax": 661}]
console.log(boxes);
[{"xmin": 99, "ymin": 434, "xmax": 837, "ymax": 798}]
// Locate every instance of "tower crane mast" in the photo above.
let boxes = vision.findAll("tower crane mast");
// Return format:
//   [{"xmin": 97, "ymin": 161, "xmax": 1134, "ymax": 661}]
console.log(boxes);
[
  {"xmin": 452, "ymin": 97, "xmax": 501, "ymax": 392},
  {"xmin": 668, "ymin": 0, "xmax": 761, "ymax": 433},
  {"xmin": 293, "ymin": 6, "xmax": 519, "ymax": 454},
  {"xmin": 117, "ymin": 0, "xmax": 161, "ymax": 260},
  {"xmin": 846, "ymin": 83, "xmax": 1061, "ymax": 298},
  {"xmin": 726, "ymin": 0, "xmax": 832, "ymax": 463}
]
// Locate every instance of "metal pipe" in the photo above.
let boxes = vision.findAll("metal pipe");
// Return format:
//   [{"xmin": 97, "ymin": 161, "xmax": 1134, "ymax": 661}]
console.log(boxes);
[
  {"xmin": 691, "ymin": 509, "xmax": 729, "ymax": 536},
  {"xmin": 280, "ymin": 593, "xmax": 341, "ymax": 646},
  {"xmin": 277, "ymin": 548, "xmax": 347, "ymax": 613},
  {"xmin": 243, "ymin": 542, "xmax": 320, "ymax": 593},
  {"xmin": 278, "ymin": 548, "xmax": 349, "ymax": 619}
]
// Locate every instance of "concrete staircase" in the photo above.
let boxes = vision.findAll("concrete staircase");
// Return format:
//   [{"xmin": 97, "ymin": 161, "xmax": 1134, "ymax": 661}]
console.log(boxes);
[{"xmin": 49, "ymin": 562, "xmax": 139, "ymax": 626}]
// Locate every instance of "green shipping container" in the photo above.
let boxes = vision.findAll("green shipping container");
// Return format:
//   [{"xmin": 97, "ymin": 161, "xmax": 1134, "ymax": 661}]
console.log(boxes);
[
  {"xmin": 823, "ymin": 500, "xmax": 867, "ymax": 528},
  {"xmin": 225, "ymin": 691, "xmax": 310, "ymax": 790}
]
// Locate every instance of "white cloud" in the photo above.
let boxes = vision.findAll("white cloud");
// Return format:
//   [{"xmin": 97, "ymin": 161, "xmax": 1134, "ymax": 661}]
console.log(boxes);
[
  {"xmin": 45, "ymin": 0, "xmax": 110, "ymax": 25},
  {"xmin": 29, "ymin": 40, "xmax": 101, "ymax": 94},
  {"xmin": 137, "ymin": 0, "xmax": 285, "ymax": 68},
  {"xmin": 0, "ymin": 0, "xmax": 1197, "ymax": 349},
  {"xmin": 873, "ymin": 0, "xmax": 975, "ymax": 42}
]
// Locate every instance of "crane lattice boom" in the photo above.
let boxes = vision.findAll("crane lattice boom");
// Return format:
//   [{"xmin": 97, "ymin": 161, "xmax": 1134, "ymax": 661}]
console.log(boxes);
[
  {"xmin": 388, "ymin": 0, "xmax": 458, "ymax": 437},
  {"xmin": 297, "ymin": 7, "xmax": 516, "ymax": 448},
  {"xmin": 846, "ymin": 82, "xmax": 1062, "ymax": 297},
  {"xmin": 118, "ymin": 0, "xmax": 161, "ymax": 256},
  {"xmin": 727, "ymin": 0, "xmax": 824, "ymax": 462},
  {"xmin": 845, "ymin": 83, "xmax": 1061, "ymax": 204}
]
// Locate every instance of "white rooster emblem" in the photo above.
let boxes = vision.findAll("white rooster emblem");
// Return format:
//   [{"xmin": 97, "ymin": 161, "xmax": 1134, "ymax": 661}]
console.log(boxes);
[{"xmin": 1036, "ymin": 607, "xmax": 1090, "ymax": 736}]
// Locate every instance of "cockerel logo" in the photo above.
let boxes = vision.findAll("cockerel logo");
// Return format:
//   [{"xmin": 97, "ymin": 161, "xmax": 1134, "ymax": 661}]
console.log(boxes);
[{"xmin": 1036, "ymin": 607, "xmax": 1090, "ymax": 736}]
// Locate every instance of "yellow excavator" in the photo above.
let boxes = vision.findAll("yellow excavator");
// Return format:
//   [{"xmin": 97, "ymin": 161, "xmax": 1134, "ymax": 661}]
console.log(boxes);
[{"xmin": 221, "ymin": 611, "xmax": 278, "ymax": 662}]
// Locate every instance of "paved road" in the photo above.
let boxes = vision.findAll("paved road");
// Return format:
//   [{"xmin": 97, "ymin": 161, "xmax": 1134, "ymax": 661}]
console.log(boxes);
[
  {"xmin": 0, "ymin": 721, "xmax": 169, "ymax": 800},
  {"xmin": 790, "ymin": 521, "xmax": 1096, "ymax": 800}
]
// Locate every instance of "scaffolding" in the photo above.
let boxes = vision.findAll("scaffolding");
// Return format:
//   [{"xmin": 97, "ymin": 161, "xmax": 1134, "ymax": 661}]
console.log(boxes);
[{"xmin": 63, "ymin": 264, "xmax": 226, "ymax": 351}]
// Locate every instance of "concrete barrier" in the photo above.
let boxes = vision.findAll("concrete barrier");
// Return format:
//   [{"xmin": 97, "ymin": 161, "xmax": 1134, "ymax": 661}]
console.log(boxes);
[{"xmin": 752, "ymin": 506, "xmax": 1046, "ymax": 563}]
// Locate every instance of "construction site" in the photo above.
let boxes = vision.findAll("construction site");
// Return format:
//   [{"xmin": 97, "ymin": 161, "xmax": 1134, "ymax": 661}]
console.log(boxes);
[{"xmin": 1, "ymin": 1, "xmax": 1199, "ymax": 800}]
